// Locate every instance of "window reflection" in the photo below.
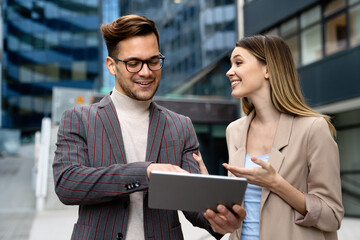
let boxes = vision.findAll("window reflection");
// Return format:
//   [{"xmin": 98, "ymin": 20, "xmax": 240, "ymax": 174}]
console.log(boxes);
[
  {"xmin": 301, "ymin": 5, "xmax": 321, "ymax": 28},
  {"xmin": 324, "ymin": 0, "xmax": 346, "ymax": 17},
  {"xmin": 301, "ymin": 24, "xmax": 322, "ymax": 65},
  {"xmin": 284, "ymin": 36, "xmax": 300, "ymax": 66},
  {"xmin": 350, "ymin": 4, "xmax": 360, "ymax": 47},
  {"xmin": 325, "ymin": 13, "xmax": 347, "ymax": 55}
]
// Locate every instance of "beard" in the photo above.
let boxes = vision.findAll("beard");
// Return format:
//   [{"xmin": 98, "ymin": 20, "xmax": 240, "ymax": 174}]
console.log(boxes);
[{"xmin": 116, "ymin": 76, "xmax": 160, "ymax": 101}]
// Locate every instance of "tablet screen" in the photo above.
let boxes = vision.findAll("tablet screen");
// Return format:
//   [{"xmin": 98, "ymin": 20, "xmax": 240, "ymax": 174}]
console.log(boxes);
[{"xmin": 148, "ymin": 171, "xmax": 247, "ymax": 212}]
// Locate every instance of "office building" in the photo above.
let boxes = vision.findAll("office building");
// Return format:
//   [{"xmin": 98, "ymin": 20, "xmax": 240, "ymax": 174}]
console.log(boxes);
[{"xmin": 1, "ymin": 0, "xmax": 101, "ymax": 131}]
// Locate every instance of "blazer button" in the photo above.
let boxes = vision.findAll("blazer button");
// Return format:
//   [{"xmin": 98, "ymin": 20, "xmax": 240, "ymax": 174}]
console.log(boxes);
[
  {"xmin": 117, "ymin": 232, "xmax": 123, "ymax": 240},
  {"xmin": 125, "ymin": 184, "xmax": 131, "ymax": 190},
  {"xmin": 134, "ymin": 182, "xmax": 140, "ymax": 188}
]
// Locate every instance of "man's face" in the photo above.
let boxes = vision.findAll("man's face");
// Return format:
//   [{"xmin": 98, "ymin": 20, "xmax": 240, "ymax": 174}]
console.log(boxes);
[{"xmin": 106, "ymin": 33, "xmax": 161, "ymax": 101}]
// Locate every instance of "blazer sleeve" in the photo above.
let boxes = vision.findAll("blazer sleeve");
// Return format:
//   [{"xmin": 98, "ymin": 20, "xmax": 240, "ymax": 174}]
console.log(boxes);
[
  {"xmin": 180, "ymin": 116, "xmax": 201, "ymax": 173},
  {"xmin": 294, "ymin": 118, "xmax": 344, "ymax": 231},
  {"xmin": 53, "ymin": 108, "xmax": 152, "ymax": 206}
]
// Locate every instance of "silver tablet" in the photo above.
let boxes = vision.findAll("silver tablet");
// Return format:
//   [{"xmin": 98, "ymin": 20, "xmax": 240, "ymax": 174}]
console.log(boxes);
[{"xmin": 148, "ymin": 171, "xmax": 247, "ymax": 212}]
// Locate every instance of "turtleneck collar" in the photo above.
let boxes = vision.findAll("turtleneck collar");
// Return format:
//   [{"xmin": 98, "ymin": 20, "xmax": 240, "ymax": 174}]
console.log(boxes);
[{"xmin": 110, "ymin": 88, "xmax": 152, "ymax": 118}]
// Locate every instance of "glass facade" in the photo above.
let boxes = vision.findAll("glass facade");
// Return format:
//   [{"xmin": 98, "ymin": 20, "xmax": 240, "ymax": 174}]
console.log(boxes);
[
  {"xmin": 265, "ymin": 0, "xmax": 360, "ymax": 67},
  {"xmin": 1, "ymin": 0, "xmax": 101, "ymax": 130},
  {"xmin": 101, "ymin": 0, "xmax": 237, "ymax": 98}
]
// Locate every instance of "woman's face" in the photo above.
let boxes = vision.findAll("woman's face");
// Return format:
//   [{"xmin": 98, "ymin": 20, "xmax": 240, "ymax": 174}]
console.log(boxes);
[{"xmin": 226, "ymin": 47, "xmax": 269, "ymax": 99}]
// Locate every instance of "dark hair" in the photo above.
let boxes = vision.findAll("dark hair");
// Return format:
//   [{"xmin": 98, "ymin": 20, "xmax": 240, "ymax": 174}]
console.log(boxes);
[{"xmin": 100, "ymin": 14, "xmax": 160, "ymax": 57}]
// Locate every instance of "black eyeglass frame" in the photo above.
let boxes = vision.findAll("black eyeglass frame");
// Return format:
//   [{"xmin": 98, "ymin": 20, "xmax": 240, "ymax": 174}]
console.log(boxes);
[{"xmin": 111, "ymin": 54, "xmax": 165, "ymax": 73}]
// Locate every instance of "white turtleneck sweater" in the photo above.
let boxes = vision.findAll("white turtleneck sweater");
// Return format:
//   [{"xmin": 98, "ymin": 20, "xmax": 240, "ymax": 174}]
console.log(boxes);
[{"xmin": 111, "ymin": 88, "xmax": 151, "ymax": 240}]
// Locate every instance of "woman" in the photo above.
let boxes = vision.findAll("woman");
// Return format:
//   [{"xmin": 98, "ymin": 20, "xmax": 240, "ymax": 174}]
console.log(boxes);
[{"xmin": 196, "ymin": 35, "xmax": 344, "ymax": 240}]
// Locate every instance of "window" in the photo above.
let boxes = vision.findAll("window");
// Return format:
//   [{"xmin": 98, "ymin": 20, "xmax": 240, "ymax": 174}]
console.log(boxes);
[
  {"xmin": 285, "ymin": 36, "xmax": 300, "ymax": 66},
  {"xmin": 325, "ymin": 13, "xmax": 347, "ymax": 55},
  {"xmin": 19, "ymin": 65, "xmax": 33, "ymax": 83},
  {"xmin": 324, "ymin": 0, "xmax": 346, "ymax": 17},
  {"xmin": 301, "ymin": 24, "xmax": 322, "ymax": 65},
  {"xmin": 350, "ymin": 4, "xmax": 360, "ymax": 47},
  {"xmin": 263, "ymin": 1, "xmax": 360, "ymax": 67},
  {"xmin": 280, "ymin": 17, "xmax": 298, "ymax": 36},
  {"xmin": 45, "ymin": 63, "xmax": 60, "ymax": 82},
  {"xmin": 301, "ymin": 5, "xmax": 321, "ymax": 28},
  {"xmin": 334, "ymin": 109, "xmax": 360, "ymax": 217},
  {"xmin": 72, "ymin": 61, "xmax": 87, "ymax": 80}
]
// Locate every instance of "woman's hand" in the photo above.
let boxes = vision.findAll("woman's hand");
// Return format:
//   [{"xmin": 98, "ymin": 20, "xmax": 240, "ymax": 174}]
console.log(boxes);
[
  {"xmin": 193, "ymin": 151, "xmax": 209, "ymax": 175},
  {"xmin": 223, "ymin": 156, "xmax": 279, "ymax": 191},
  {"xmin": 223, "ymin": 157, "xmax": 307, "ymax": 215}
]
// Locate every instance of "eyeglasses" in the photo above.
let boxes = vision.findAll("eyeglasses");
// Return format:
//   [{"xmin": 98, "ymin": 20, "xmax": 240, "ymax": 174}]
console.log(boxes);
[{"xmin": 111, "ymin": 54, "xmax": 165, "ymax": 73}]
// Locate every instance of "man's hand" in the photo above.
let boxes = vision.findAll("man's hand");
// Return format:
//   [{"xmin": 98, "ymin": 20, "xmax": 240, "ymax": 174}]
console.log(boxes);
[
  {"xmin": 147, "ymin": 163, "xmax": 188, "ymax": 178},
  {"xmin": 204, "ymin": 204, "xmax": 246, "ymax": 235}
]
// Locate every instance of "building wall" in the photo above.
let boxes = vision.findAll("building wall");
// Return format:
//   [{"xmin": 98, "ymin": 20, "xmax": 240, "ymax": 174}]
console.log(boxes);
[
  {"xmin": 101, "ymin": 0, "xmax": 237, "ymax": 97},
  {"xmin": 244, "ymin": 0, "xmax": 317, "ymax": 35},
  {"xmin": 1, "ymin": 0, "xmax": 101, "ymax": 130}
]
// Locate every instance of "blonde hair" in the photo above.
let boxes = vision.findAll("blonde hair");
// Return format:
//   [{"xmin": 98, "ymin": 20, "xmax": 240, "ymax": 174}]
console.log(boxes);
[{"xmin": 236, "ymin": 35, "xmax": 336, "ymax": 137}]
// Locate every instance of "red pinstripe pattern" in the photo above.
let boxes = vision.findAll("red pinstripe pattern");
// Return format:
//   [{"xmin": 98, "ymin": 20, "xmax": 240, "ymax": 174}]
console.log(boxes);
[
  {"xmin": 80, "ymin": 107, "xmax": 87, "ymax": 166},
  {"xmin": 56, "ymin": 193, "xmax": 91, "ymax": 201},
  {"xmin": 165, "ymin": 115, "xmax": 177, "ymax": 165},
  {"xmin": 186, "ymin": 118, "xmax": 193, "ymax": 146},
  {"xmin": 86, "ymin": 105, "xmax": 92, "ymax": 146},
  {"xmin": 66, "ymin": 166, "xmax": 147, "ymax": 176},
  {"xmin": 58, "ymin": 184, "xmax": 126, "ymax": 194},
  {"xmin": 101, "ymin": 127, "xmax": 104, "ymax": 166},
  {"xmin": 93, "ymin": 209, "xmax": 102, "ymax": 240},
  {"xmin": 109, "ymin": 144, "xmax": 112, "ymax": 165},
  {"xmin": 184, "ymin": 119, "xmax": 192, "ymax": 173},
  {"xmin": 164, "ymin": 109, "xmax": 181, "ymax": 142},
  {"xmin": 147, "ymin": 111, "xmax": 161, "ymax": 162},
  {"xmin": 157, "ymin": 210, "xmax": 163, "ymax": 240},
  {"xmin": 162, "ymin": 135, "xmax": 170, "ymax": 163},
  {"xmin": 80, "ymin": 209, "xmax": 87, "ymax": 240},
  {"xmin": 102, "ymin": 208, "xmax": 111, "ymax": 240},
  {"xmin": 120, "ymin": 206, "xmax": 126, "ymax": 235},
  {"xmin": 103, "ymin": 106, "xmax": 126, "ymax": 163},
  {"xmin": 92, "ymin": 111, "xmax": 98, "ymax": 166},
  {"xmin": 110, "ymin": 206, "xmax": 120, "ymax": 240},
  {"xmin": 59, "ymin": 110, "xmax": 68, "ymax": 169},
  {"xmin": 85, "ymin": 209, "xmax": 94, "ymax": 240},
  {"xmin": 148, "ymin": 104, "xmax": 155, "ymax": 131},
  {"xmin": 61, "ymin": 176, "xmax": 127, "ymax": 186},
  {"xmin": 176, "ymin": 114, "xmax": 186, "ymax": 144},
  {"xmin": 150, "ymin": 209, "xmax": 155, "ymax": 239},
  {"xmin": 52, "ymin": 96, "xmax": 212, "ymax": 239},
  {"xmin": 166, "ymin": 211, "xmax": 171, "ymax": 240}
]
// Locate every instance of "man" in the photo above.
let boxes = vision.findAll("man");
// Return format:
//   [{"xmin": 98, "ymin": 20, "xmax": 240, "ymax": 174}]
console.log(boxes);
[{"xmin": 53, "ymin": 14, "xmax": 245, "ymax": 240}]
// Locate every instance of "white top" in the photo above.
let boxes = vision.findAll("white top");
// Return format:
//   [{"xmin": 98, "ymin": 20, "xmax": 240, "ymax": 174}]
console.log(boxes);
[{"xmin": 111, "ymin": 88, "xmax": 151, "ymax": 240}]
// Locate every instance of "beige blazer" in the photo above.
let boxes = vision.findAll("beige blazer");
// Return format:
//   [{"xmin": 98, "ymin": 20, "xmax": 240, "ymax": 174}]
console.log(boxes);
[{"xmin": 227, "ymin": 111, "xmax": 344, "ymax": 240}]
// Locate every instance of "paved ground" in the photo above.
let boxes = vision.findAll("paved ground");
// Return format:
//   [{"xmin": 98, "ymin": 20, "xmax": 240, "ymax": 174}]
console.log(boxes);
[{"xmin": 1, "ymin": 144, "xmax": 359, "ymax": 240}]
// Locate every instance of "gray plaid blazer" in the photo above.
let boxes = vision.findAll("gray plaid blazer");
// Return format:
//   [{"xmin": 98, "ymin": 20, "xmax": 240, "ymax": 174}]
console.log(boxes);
[{"xmin": 53, "ymin": 93, "xmax": 217, "ymax": 240}]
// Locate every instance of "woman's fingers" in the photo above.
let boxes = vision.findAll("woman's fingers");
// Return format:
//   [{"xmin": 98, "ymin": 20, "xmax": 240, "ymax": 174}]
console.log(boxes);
[{"xmin": 193, "ymin": 152, "xmax": 209, "ymax": 175}]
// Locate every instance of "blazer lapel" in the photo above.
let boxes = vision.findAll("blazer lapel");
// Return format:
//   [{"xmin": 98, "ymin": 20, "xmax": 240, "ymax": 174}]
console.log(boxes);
[
  {"xmin": 145, "ymin": 102, "xmax": 166, "ymax": 163},
  {"xmin": 260, "ymin": 113, "xmax": 294, "ymax": 211},
  {"xmin": 231, "ymin": 111, "xmax": 256, "ymax": 169},
  {"xmin": 97, "ymin": 93, "xmax": 127, "ymax": 164}
]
